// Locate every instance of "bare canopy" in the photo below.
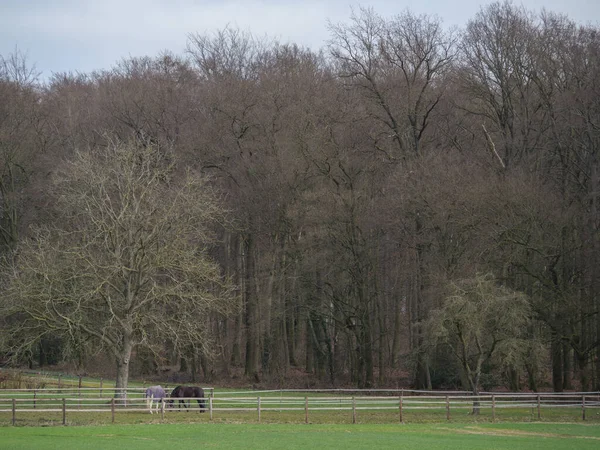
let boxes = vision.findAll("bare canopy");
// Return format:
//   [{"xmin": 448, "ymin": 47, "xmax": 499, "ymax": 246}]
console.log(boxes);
[{"xmin": 3, "ymin": 139, "xmax": 236, "ymax": 396}]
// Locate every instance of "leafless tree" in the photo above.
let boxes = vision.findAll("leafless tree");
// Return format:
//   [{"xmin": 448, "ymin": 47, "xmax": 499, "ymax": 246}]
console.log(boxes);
[
  {"xmin": 426, "ymin": 273, "xmax": 533, "ymax": 411},
  {"xmin": 329, "ymin": 7, "xmax": 456, "ymax": 158},
  {"xmin": 3, "ymin": 139, "xmax": 236, "ymax": 396},
  {"xmin": 0, "ymin": 50, "xmax": 45, "ymax": 252}
]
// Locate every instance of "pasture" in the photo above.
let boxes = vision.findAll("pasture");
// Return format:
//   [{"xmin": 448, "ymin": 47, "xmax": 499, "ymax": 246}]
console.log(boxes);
[
  {"xmin": 3, "ymin": 422, "xmax": 600, "ymax": 450},
  {"xmin": 1, "ymin": 371, "xmax": 599, "ymax": 448}
]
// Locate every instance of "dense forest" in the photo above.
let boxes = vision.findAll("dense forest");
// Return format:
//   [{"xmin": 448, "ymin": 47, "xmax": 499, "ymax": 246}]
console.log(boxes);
[{"xmin": 1, "ymin": 1, "xmax": 599, "ymax": 393}]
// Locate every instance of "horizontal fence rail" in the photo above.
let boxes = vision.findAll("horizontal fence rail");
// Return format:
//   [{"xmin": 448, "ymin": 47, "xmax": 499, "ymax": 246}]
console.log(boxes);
[
  {"xmin": 0, "ymin": 387, "xmax": 214, "ymax": 399},
  {"xmin": 1, "ymin": 388, "xmax": 599, "ymax": 425}
]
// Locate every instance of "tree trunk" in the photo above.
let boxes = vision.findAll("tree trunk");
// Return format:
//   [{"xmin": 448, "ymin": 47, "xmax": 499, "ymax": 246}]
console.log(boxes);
[
  {"xmin": 362, "ymin": 323, "xmax": 374, "ymax": 388},
  {"xmin": 244, "ymin": 231, "xmax": 260, "ymax": 379},
  {"xmin": 287, "ymin": 306, "xmax": 297, "ymax": 367},
  {"xmin": 562, "ymin": 342, "xmax": 572, "ymax": 390},
  {"xmin": 190, "ymin": 353, "xmax": 197, "ymax": 383},
  {"xmin": 413, "ymin": 350, "xmax": 431, "ymax": 390},
  {"xmin": 305, "ymin": 316, "xmax": 314, "ymax": 374},
  {"xmin": 411, "ymin": 214, "xmax": 431, "ymax": 389},
  {"xmin": 114, "ymin": 339, "xmax": 133, "ymax": 402},
  {"xmin": 576, "ymin": 352, "xmax": 590, "ymax": 392},
  {"xmin": 38, "ymin": 340, "xmax": 47, "ymax": 367},
  {"xmin": 525, "ymin": 361, "xmax": 538, "ymax": 392},
  {"xmin": 551, "ymin": 333, "xmax": 563, "ymax": 392},
  {"xmin": 391, "ymin": 292, "xmax": 403, "ymax": 369},
  {"xmin": 228, "ymin": 232, "xmax": 242, "ymax": 366},
  {"xmin": 280, "ymin": 317, "xmax": 290, "ymax": 373},
  {"xmin": 378, "ymin": 313, "xmax": 385, "ymax": 386},
  {"xmin": 469, "ymin": 376, "xmax": 481, "ymax": 415},
  {"xmin": 507, "ymin": 366, "xmax": 520, "ymax": 392},
  {"xmin": 200, "ymin": 353, "xmax": 212, "ymax": 382},
  {"xmin": 596, "ymin": 317, "xmax": 600, "ymax": 390},
  {"xmin": 230, "ymin": 313, "xmax": 242, "ymax": 366}
]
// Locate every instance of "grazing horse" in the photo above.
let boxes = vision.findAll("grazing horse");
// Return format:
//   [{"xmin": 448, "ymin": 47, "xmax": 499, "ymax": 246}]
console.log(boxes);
[
  {"xmin": 144, "ymin": 385, "xmax": 166, "ymax": 414},
  {"xmin": 168, "ymin": 385, "xmax": 206, "ymax": 412}
]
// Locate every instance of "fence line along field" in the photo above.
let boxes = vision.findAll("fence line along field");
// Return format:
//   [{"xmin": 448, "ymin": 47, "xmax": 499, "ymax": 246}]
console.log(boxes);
[{"xmin": 1, "ymin": 386, "xmax": 599, "ymax": 426}]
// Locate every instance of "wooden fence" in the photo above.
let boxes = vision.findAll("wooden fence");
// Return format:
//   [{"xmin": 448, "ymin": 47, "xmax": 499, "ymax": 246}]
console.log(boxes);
[
  {"xmin": 1, "ymin": 388, "xmax": 599, "ymax": 425},
  {"xmin": 0, "ymin": 370, "xmax": 105, "ymax": 390}
]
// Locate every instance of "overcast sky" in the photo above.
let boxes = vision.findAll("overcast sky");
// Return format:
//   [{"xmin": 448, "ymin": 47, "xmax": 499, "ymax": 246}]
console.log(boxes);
[{"xmin": 1, "ymin": 1, "xmax": 598, "ymax": 80}]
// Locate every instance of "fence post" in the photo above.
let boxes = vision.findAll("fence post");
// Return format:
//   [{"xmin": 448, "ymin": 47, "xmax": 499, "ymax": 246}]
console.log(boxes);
[
  {"xmin": 399, "ymin": 394, "xmax": 403, "ymax": 423},
  {"xmin": 78, "ymin": 376, "xmax": 82, "ymax": 409},
  {"xmin": 33, "ymin": 390, "xmax": 37, "ymax": 410},
  {"xmin": 100, "ymin": 378, "xmax": 103, "ymax": 398},
  {"xmin": 352, "ymin": 397, "xmax": 356, "ymax": 424},
  {"xmin": 62, "ymin": 398, "xmax": 66, "ymax": 425},
  {"xmin": 12, "ymin": 398, "xmax": 16, "ymax": 426},
  {"xmin": 537, "ymin": 395, "xmax": 541, "ymax": 420},
  {"xmin": 111, "ymin": 398, "xmax": 115, "ymax": 424},
  {"xmin": 582, "ymin": 396, "xmax": 586, "ymax": 421},
  {"xmin": 257, "ymin": 397, "xmax": 261, "ymax": 423},
  {"xmin": 209, "ymin": 396, "xmax": 213, "ymax": 421},
  {"xmin": 492, "ymin": 395, "xmax": 496, "ymax": 422},
  {"xmin": 446, "ymin": 395, "xmax": 450, "ymax": 421},
  {"xmin": 58, "ymin": 375, "xmax": 62, "ymax": 391},
  {"xmin": 161, "ymin": 398, "xmax": 165, "ymax": 421},
  {"xmin": 305, "ymin": 397, "xmax": 309, "ymax": 424}
]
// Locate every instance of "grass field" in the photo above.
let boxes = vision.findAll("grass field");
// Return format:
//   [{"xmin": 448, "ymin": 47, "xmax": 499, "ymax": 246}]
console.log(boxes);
[{"xmin": 2, "ymin": 422, "xmax": 600, "ymax": 449}]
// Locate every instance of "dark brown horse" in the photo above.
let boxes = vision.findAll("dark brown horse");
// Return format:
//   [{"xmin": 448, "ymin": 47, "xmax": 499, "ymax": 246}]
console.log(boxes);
[{"xmin": 168, "ymin": 385, "xmax": 206, "ymax": 412}]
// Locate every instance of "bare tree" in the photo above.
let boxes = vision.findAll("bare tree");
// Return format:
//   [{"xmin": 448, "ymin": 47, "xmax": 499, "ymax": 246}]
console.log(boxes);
[
  {"xmin": 329, "ymin": 7, "xmax": 456, "ymax": 158},
  {"xmin": 426, "ymin": 273, "xmax": 533, "ymax": 411},
  {"xmin": 2, "ymin": 139, "xmax": 236, "ymax": 397},
  {"xmin": 0, "ymin": 50, "xmax": 44, "ymax": 252},
  {"xmin": 458, "ymin": 1, "xmax": 544, "ymax": 169},
  {"xmin": 380, "ymin": 10, "xmax": 456, "ymax": 155},
  {"xmin": 187, "ymin": 27, "xmax": 267, "ymax": 81}
]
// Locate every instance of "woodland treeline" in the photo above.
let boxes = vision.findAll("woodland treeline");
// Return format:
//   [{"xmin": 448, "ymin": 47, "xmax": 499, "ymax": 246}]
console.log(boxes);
[{"xmin": 1, "ymin": 1, "xmax": 599, "ymax": 392}]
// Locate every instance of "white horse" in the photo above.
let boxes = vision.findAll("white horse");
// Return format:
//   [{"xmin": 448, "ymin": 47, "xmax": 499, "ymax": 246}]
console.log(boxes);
[{"xmin": 144, "ymin": 385, "xmax": 166, "ymax": 414}]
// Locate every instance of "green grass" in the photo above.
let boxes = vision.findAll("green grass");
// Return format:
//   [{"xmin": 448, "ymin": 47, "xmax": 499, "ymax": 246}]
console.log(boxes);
[{"xmin": 2, "ymin": 422, "xmax": 600, "ymax": 450}]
